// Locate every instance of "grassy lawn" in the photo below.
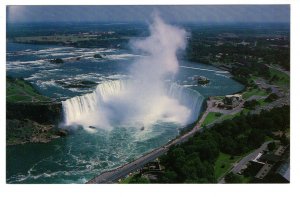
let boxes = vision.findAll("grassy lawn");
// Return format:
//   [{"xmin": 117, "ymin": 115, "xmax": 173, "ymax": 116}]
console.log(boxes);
[
  {"xmin": 239, "ymin": 175, "xmax": 252, "ymax": 183},
  {"xmin": 220, "ymin": 109, "xmax": 250, "ymax": 121},
  {"xmin": 234, "ymin": 174, "xmax": 252, "ymax": 183},
  {"xmin": 120, "ymin": 175, "xmax": 135, "ymax": 184},
  {"xmin": 215, "ymin": 152, "xmax": 237, "ymax": 179},
  {"xmin": 213, "ymin": 96, "xmax": 225, "ymax": 100},
  {"xmin": 242, "ymin": 88, "xmax": 268, "ymax": 100},
  {"xmin": 269, "ymin": 67, "xmax": 290, "ymax": 87},
  {"xmin": 203, "ymin": 112, "xmax": 222, "ymax": 125},
  {"xmin": 215, "ymin": 149, "xmax": 255, "ymax": 180},
  {"xmin": 7, "ymin": 77, "xmax": 50, "ymax": 103},
  {"xmin": 216, "ymin": 137, "xmax": 275, "ymax": 181},
  {"xmin": 257, "ymin": 98, "xmax": 268, "ymax": 106},
  {"xmin": 214, "ymin": 152, "xmax": 250, "ymax": 179}
]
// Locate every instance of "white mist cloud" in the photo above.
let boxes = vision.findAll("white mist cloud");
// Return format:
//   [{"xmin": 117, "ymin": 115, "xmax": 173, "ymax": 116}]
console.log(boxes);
[
  {"xmin": 131, "ymin": 14, "xmax": 187, "ymax": 75},
  {"xmin": 117, "ymin": 14, "xmax": 190, "ymax": 126},
  {"xmin": 63, "ymin": 15, "xmax": 196, "ymax": 131}
]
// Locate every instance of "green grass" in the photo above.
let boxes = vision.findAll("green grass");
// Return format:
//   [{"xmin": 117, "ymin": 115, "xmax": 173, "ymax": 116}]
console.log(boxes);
[
  {"xmin": 6, "ymin": 77, "xmax": 50, "ymax": 103},
  {"xmin": 203, "ymin": 112, "xmax": 222, "ymax": 125},
  {"xmin": 269, "ymin": 67, "xmax": 290, "ymax": 87},
  {"xmin": 242, "ymin": 88, "xmax": 268, "ymax": 100},
  {"xmin": 232, "ymin": 174, "xmax": 252, "ymax": 183},
  {"xmin": 120, "ymin": 175, "xmax": 135, "ymax": 184},
  {"xmin": 257, "ymin": 99, "xmax": 268, "ymax": 106},
  {"xmin": 213, "ymin": 96, "xmax": 225, "ymax": 100},
  {"xmin": 215, "ymin": 149, "xmax": 255, "ymax": 180},
  {"xmin": 119, "ymin": 173, "xmax": 150, "ymax": 184},
  {"xmin": 220, "ymin": 109, "xmax": 250, "ymax": 121},
  {"xmin": 239, "ymin": 175, "xmax": 252, "ymax": 183},
  {"xmin": 215, "ymin": 152, "xmax": 236, "ymax": 179},
  {"xmin": 214, "ymin": 152, "xmax": 249, "ymax": 179},
  {"xmin": 216, "ymin": 137, "xmax": 275, "ymax": 181}
]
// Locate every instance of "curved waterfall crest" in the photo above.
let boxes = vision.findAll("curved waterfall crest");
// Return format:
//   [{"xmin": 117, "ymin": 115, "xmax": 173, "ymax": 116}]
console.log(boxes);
[{"xmin": 62, "ymin": 80, "xmax": 204, "ymax": 130}]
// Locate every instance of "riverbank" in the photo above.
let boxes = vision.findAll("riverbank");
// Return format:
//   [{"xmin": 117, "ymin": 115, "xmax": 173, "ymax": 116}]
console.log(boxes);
[
  {"xmin": 87, "ymin": 74, "xmax": 290, "ymax": 183},
  {"xmin": 6, "ymin": 77, "xmax": 66, "ymax": 146},
  {"xmin": 87, "ymin": 98, "xmax": 214, "ymax": 183}
]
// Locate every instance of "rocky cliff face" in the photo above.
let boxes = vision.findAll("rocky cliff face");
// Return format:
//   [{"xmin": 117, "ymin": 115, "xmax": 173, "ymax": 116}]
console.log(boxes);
[
  {"xmin": 7, "ymin": 102, "xmax": 62, "ymax": 124},
  {"xmin": 6, "ymin": 102, "xmax": 67, "ymax": 146},
  {"xmin": 6, "ymin": 76, "xmax": 67, "ymax": 146},
  {"xmin": 6, "ymin": 119, "xmax": 66, "ymax": 145}
]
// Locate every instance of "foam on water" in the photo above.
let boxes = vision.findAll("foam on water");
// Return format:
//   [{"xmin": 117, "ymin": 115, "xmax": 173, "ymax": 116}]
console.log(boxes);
[{"xmin": 62, "ymin": 80, "xmax": 204, "ymax": 130}]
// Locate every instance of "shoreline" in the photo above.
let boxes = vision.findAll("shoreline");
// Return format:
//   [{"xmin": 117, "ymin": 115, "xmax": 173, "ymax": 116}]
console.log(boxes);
[
  {"xmin": 87, "ymin": 99, "xmax": 214, "ymax": 183},
  {"xmin": 87, "ymin": 95, "xmax": 290, "ymax": 183},
  {"xmin": 6, "ymin": 43, "xmax": 247, "ymax": 183},
  {"xmin": 6, "ymin": 77, "xmax": 66, "ymax": 146}
]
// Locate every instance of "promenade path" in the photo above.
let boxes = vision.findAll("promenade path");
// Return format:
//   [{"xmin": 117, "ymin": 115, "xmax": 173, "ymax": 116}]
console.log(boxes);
[
  {"xmin": 87, "ymin": 99, "xmax": 214, "ymax": 183},
  {"xmin": 87, "ymin": 91, "xmax": 289, "ymax": 184}
]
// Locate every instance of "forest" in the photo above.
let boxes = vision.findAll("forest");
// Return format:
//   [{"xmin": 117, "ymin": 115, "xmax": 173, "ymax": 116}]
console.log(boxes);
[{"xmin": 153, "ymin": 105, "xmax": 290, "ymax": 183}]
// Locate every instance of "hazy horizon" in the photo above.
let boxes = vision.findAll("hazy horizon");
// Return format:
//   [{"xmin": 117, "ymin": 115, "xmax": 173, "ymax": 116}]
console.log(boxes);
[{"xmin": 7, "ymin": 5, "xmax": 290, "ymax": 24}]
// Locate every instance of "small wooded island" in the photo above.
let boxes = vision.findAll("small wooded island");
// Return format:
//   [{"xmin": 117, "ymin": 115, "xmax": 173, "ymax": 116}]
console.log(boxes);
[{"xmin": 195, "ymin": 76, "xmax": 210, "ymax": 85}]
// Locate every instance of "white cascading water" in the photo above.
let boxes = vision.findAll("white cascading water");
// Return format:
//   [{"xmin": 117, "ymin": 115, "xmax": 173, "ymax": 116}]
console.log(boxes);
[
  {"xmin": 62, "ymin": 80, "xmax": 125, "ymax": 127},
  {"xmin": 62, "ymin": 15, "xmax": 205, "ymax": 131},
  {"xmin": 167, "ymin": 83, "xmax": 204, "ymax": 123},
  {"xmin": 62, "ymin": 80, "xmax": 204, "ymax": 130}
]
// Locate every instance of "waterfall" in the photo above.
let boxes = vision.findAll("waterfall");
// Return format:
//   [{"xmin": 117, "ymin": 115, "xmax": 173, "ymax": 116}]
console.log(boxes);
[
  {"xmin": 62, "ymin": 80, "xmax": 127, "ymax": 126},
  {"xmin": 62, "ymin": 80, "xmax": 204, "ymax": 129},
  {"xmin": 167, "ymin": 83, "xmax": 204, "ymax": 123}
]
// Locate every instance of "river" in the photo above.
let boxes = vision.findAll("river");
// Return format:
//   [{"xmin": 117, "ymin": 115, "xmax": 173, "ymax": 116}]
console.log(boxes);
[{"xmin": 6, "ymin": 42, "xmax": 244, "ymax": 183}]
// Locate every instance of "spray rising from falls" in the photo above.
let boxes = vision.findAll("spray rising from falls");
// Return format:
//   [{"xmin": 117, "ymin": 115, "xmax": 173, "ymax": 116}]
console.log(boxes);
[
  {"xmin": 62, "ymin": 80, "xmax": 204, "ymax": 129},
  {"xmin": 62, "ymin": 15, "xmax": 204, "ymax": 130}
]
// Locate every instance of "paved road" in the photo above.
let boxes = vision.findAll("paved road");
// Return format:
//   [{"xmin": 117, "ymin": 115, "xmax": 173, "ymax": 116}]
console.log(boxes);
[
  {"xmin": 250, "ymin": 96, "xmax": 290, "ymax": 115},
  {"xmin": 87, "ymin": 89, "xmax": 289, "ymax": 184},
  {"xmin": 231, "ymin": 141, "xmax": 271, "ymax": 174},
  {"xmin": 247, "ymin": 95, "xmax": 268, "ymax": 101},
  {"xmin": 218, "ymin": 141, "xmax": 273, "ymax": 183},
  {"xmin": 87, "ymin": 147, "xmax": 168, "ymax": 183},
  {"xmin": 266, "ymin": 64, "xmax": 290, "ymax": 76},
  {"xmin": 87, "ymin": 99, "xmax": 215, "ymax": 184},
  {"xmin": 87, "ymin": 125, "xmax": 213, "ymax": 183}
]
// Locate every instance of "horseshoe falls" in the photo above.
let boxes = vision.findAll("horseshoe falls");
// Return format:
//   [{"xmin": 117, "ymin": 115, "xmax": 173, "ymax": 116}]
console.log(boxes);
[{"xmin": 62, "ymin": 80, "xmax": 204, "ymax": 131}]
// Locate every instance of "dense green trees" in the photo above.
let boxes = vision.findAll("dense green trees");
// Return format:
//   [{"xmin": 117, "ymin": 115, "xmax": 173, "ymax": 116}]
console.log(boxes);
[
  {"xmin": 244, "ymin": 100, "xmax": 260, "ymax": 109},
  {"xmin": 156, "ymin": 106, "xmax": 289, "ymax": 183},
  {"xmin": 265, "ymin": 93, "xmax": 279, "ymax": 102},
  {"xmin": 126, "ymin": 174, "xmax": 150, "ymax": 183},
  {"xmin": 268, "ymin": 142, "xmax": 276, "ymax": 151},
  {"xmin": 225, "ymin": 172, "xmax": 243, "ymax": 183},
  {"xmin": 186, "ymin": 29, "xmax": 290, "ymax": 71}
]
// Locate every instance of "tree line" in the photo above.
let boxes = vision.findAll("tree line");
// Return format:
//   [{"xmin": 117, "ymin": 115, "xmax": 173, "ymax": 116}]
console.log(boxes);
[{"xmin": 153, "ymin": 105, "xmax": 290, "ymax": 183}]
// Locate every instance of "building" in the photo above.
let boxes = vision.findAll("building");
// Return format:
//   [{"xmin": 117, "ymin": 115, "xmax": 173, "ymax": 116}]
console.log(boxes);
[
  {"xmin": 276, "ymin": 160, "xmax": 290, "ymax": 182},
  {"xmin": 223, "ymin": 94, "xmax": 242, "ymax": 109},
  {"xmin": 255, "ymin": 163, "xmax": 273, "ymax": 179},
  {"xmin": 242, "ymin": 144, "xmax": 290, "ymax": 182}
]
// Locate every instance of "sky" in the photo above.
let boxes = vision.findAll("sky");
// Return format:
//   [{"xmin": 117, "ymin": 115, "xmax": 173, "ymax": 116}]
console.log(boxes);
[{"xmin": 6, "ymin": 5, "xmax": 290, "ymax": 24}]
